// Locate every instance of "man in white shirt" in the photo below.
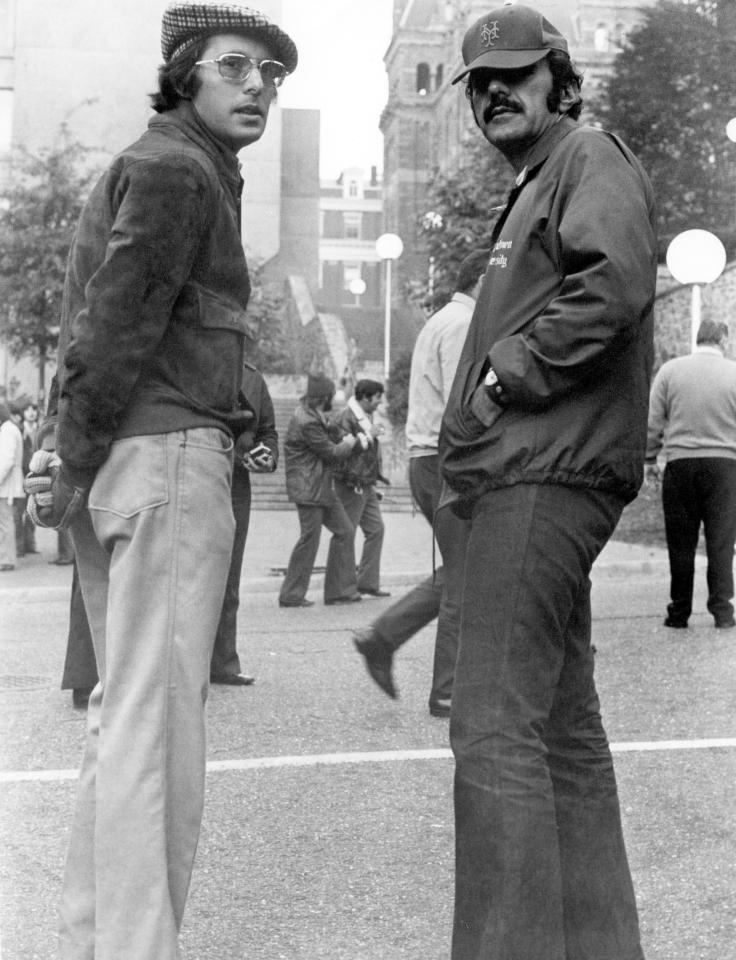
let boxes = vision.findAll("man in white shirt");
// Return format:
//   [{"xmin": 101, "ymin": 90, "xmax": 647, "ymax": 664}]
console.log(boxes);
[{"xmin": 353, "ymin": 250, "xmax": 487, "ymax": 717}]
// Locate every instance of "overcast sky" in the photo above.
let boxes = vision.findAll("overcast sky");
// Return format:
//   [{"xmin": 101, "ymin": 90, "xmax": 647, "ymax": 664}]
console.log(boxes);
[{"xmin": 277, "ymin": 0, "xmax": 394, "ymax": 180}]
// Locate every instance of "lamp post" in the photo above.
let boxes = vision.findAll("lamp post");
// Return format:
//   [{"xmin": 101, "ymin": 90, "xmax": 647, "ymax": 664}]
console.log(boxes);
[
  {"xmin": 666, "ymin": 230, "xmax": 727, "ymax": 353},
  {"xmin": 375, "ymin": 232, "xmax": 403, "ymax": 381}
]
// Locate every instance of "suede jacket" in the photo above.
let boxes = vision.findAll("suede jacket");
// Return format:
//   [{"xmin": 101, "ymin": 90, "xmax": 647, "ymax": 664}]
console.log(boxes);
[
  {"xmin": 440, "ymin": 119, "xmax": 657, "ymax": 508},
  {"xmin": 283, "ymin": 402, "xmax": 355, "ymax": 506},
  {"xmin": 56, "ymin": 102, "xmax": 252, "ymax": 487}
]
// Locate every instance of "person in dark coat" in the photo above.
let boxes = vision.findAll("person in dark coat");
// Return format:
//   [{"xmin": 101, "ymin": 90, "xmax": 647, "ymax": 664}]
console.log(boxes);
[
  {"xmin": 279, "ymin": 373, "xmax": 360, "ymax": 607},
  {"xmin": 210, "ymin": 361, "xmax": 278, "ymax": 684},
  {"xmin": 438, "ymin": 6, "xmax": 657, "ymax": 958}
]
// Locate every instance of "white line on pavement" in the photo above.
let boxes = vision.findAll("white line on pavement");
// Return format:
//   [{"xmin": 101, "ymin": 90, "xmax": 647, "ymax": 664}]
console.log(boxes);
[{"xmin": 2, "ymin": 738, "xmax": 735, "ymax": 784}]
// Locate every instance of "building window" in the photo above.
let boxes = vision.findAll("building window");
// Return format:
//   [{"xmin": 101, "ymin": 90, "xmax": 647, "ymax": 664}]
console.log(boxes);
[
  {"xmin": 435, "ymin": 64, "xmax": 444, "ymax": 89},
  {"xmin": 348, "ymin": 180, "xmax": 358, "ymax": 198},
  {"xmin": 344, "ymin": 212, "xmax": 362, "ymax": 239},
  {"xmin": 416, "ymin": 62, "xmax": 430, "ymax": 96},
  {"xmin": 343, "ymin": 262, "xmax": 362, "ymax": 290}
]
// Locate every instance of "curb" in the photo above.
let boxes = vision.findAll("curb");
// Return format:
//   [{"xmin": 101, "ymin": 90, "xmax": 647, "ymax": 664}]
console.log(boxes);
[{"xmin": 0, "ymin": 554, "xmax": 681, "ymax": 605}]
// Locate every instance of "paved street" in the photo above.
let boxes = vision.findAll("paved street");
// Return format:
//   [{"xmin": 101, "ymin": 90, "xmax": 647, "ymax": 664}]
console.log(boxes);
[{"xmin": 1, "ymin": 511, "xmax": 735, "ymax": 960}]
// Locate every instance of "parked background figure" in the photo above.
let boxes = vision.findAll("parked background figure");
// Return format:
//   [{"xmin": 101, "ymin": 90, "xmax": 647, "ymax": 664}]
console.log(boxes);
[
  {"xmin": 439, "ymin": 5, "xmax": 656, "ymax": 958},
  {"xmin": 0, "ymin": 402, "xmax": 24, "ymax": 571},
  {"xmin": 332, "ymin": 378, "xmax": 391, "ymax": 599},
  {"xmin": 279, "ymin": 372, "xmax": 360, "ymax": 608},
  {"xmin": 353, "ymin": 250, "xmax": 486, "ymax": 717},
  {"xmin": 210, "ymin": 360, "xmax": 278, "ymax": 685},
  {"xmin": 646, "ymin": 319, "xmax": 736, "ymax": 629},
  {"xmin": 23, "ymin": 4, "xmax": 297, "ymax": 957}
]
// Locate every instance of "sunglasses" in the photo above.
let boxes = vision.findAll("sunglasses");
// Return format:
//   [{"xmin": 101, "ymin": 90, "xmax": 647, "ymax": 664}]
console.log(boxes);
[{"xmin": 195, "ymin": 54, "xmax": 287, "ymax": 87}]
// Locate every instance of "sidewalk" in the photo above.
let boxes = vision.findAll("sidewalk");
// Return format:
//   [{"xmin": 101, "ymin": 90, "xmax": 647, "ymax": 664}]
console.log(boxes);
[{"xmin": 0, "ymin": 508, "xmax": 673, "ymax": 603}]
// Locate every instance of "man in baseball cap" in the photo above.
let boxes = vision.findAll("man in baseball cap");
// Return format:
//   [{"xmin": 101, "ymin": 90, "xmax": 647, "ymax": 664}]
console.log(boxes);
[
  {"xmin": 439, "ymin": 4, "xmax": 656, "ymax": 959},
  {"xmin": 27, "ymin": 5, "xmax": 296, "ymax": 958}
]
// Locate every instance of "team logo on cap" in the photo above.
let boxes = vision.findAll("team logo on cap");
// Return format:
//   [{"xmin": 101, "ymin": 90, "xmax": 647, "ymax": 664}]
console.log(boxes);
[{"xmin": 480, "ymin": 21, "xmax": 500, "ymax": 47}]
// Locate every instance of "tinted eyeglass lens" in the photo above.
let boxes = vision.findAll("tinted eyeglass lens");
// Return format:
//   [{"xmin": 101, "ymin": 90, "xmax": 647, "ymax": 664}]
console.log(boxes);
[
  {"xmin": 217, "ymin": 55, "xmax": 286, "ymax": 86},
  {"xmin": 259, "ymin": 60, "xmax": 286, "ymax": 86}
]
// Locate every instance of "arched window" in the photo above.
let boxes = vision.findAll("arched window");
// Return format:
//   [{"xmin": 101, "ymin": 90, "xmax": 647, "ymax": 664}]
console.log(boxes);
[{"xmin": 416, "ymin": 62, "xmax": 430, "ymax": 95}]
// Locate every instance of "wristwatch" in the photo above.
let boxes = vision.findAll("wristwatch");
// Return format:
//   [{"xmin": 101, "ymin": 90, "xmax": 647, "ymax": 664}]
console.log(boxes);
[{"xmin": 484, "ymin": 367, "xmax": 506, "ymax": 405}]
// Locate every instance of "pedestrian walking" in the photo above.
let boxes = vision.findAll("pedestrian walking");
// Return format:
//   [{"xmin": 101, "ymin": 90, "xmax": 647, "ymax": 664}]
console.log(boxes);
[
  {"xmin": 332, "ymin": 378, "xmax": 391, "ymax": 599},
  {"xmin": 211, "ymin": 361, "xmax": 278, "ymax": 684},
  {"xmin": 352, "ymin": 251, "xmax": 486, "ymax": 717},
  {"xmin": 0, "ymin": 403, "xmax": 24, "ymax": 571},
  {"xmin": 23, "ymin": 4, "xmax": 297, "ymax": 957},
  {"xmin": 11, "ymin": 398, "xmax": 39, "ymax": 557},
  {"xmin": 279, "ymin": 373, "xmax": 360, "ymax": 608},
  {"xmin": 646, "ymin": 319, "xmax": 736, "ymax": 629},
  {"xmin": 438, "ymin": 5, "xmax": 656, "ymax": 957}
]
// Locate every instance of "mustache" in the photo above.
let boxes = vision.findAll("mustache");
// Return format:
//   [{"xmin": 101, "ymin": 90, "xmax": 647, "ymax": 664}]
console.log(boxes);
[{"xmin": 483, "ymin": 96, "xmax": 521, "ymax": 123}]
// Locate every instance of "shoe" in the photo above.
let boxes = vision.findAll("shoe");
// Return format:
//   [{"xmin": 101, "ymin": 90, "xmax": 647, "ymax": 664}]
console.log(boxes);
[
  {"xmin": 358, "ymin": 588, "xmax": 392, "ymax": 598},
  {"xmin": 663, "ymin": 617, "xmax": 688, "ymax": 629},
  {"xmin": 714, "ymin": 618, "xmax": 736, "ymax": 629},
  {"xmin": 353, "ymin": 629, "xmax": 397, "ymax": 699},
  {"xmin": 49, "ymin": 558, "xmax": 74, "ymax": 565},
  {"xmin": 0, "ymin": 564, "xmax": 15, "ymax": 572},
  {"xmin": 211, "ymin": 673, "xmax": 255, "ymax": 685},
  {"xmin": 325, "ymin": 595, "xmax": 362, "ymax": 606},
  {"xmin": 429, "ymin": 698, "xmax": 452, "ymax": 718},
  {"xmin": 279, "ymin": 599, "xmax": 314, "ymax": 608},
  {"xmin": 72, "ymin": 687, "xmax": 93, "ymax": 709}
]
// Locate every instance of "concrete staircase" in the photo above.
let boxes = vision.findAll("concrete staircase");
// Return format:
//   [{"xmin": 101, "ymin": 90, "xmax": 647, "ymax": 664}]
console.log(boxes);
[{"xmin": 249, "ymin": 395, "xmax": 414, "ymax": 512}]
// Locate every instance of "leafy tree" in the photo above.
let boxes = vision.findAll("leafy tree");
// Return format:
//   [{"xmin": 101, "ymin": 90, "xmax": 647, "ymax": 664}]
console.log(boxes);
[
  {"xmin": 385, "ymin": 350, "xmax": 412, "ymax": 429},
  {"xmin": 599, "ymin": 0, "xmax": 736, "ymax": 257},
  {"xmin": 417, "ymin": 133, "xmax": 515, "ymax": 309},
  {"xmin": 242, "ymin": 264, "xmax": 295, "ymax": 373},
  {"xmin": 0, "ymin": 128, "xmax": 99, "ymax": 400}
]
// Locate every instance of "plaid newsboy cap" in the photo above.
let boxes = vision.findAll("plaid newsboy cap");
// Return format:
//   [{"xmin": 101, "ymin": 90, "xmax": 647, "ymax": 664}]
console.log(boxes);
[{"xmin": 161, "ymin": 1, "xmax": 298, "ymax": 73}]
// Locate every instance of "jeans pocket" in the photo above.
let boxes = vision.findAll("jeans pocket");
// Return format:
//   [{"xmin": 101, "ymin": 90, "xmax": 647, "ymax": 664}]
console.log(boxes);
[
  {"xmin": 183, "ymin": 427, "xmax": 234, "ymax": 453},
  {"xmin": 88, "ymin": 435, "xmax": 169, "ymax": 519}
]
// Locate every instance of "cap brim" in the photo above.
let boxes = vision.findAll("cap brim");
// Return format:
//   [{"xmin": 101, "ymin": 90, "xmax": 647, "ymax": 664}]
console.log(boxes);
[{"xmin": 451, "ymin": 48, "xmax": 549, "ymax": 84}]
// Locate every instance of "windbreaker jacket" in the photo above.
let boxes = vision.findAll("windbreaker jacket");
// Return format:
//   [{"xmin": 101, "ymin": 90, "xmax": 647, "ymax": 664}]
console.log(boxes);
[
  {"xmin": 440, "ymin": 119, "xmax": 657, "ymax": 507},
  {"xmin": 56, "ymin": 102, "xmax": 252, "ymax": 487},
  {"xmin": 284, "ymin": 403, "xmax": 355, "ymax": 506}
]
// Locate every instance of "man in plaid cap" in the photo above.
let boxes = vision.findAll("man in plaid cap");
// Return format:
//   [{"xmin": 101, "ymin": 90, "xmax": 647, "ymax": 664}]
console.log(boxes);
[
  {"xmin": 439, "ymin": 5, "xmax": 656, "ymax": 959},
  {"xmin": 24, "ymin": 4, "xmax": 296, "ymax": 958}
]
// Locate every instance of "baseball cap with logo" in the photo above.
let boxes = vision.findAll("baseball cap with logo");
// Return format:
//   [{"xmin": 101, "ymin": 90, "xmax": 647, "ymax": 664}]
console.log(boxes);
[{"xmin": 451, "ymin": 3, "xmax": 568, "ymax": 84}]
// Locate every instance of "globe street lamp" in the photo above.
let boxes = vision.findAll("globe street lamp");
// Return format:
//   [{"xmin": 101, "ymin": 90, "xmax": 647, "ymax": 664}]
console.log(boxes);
[
  {"xmin": 666, "ymin": 229, "xmax": 727, "ymax": 353},
  {"xmin": 348, "ymin": 276, "xmax": 366, "ymax": 306},
  {"xmin": 375, "ymin": 232, "xmax": 404, "ymax": 380}
]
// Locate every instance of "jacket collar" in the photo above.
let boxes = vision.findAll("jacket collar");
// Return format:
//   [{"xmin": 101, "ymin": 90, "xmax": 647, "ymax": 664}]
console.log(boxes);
[
  {"xmin": 148, "ymin": 101, "xmax": 243, "ymax": 193},
  {"xmin": 514, "ymin": 115, "xmax": 578, "ymax": 187}
]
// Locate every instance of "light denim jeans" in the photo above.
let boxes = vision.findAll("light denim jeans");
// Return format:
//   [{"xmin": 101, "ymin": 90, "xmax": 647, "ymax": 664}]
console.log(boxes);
[{"xmin": 60, "ymin": 429, "xmax": 235, "ymax": 960}]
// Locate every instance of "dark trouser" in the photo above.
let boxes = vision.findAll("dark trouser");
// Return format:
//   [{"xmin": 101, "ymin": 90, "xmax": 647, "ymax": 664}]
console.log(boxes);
[
  {"xmin": 451, "ymin": 483, "xmax": 643, "ymax": 960},
  {"xmin": 662, "ymin": 457, "xmax": 736, "ymax": 625},
  {"xmin": 280, "ymin": 499, "xmax": 357, "ymax": 604},
  {"xmin": 210, "ymin": 467, "xmax": 252, "ymax": 678},
  {"xmin": 335, "ymin": 481, "xmax": 384, "ymax": 593},
  {"xmin": 372, "ymin": 455, "xmax": 470, "ymax": 702},
  {"xmin": 61, "ymin": 561, "xmax": 98, "ymax": 691},
  {"xmin": 13, "ymin": 497, "xmax": 37, "ymax": 555}
]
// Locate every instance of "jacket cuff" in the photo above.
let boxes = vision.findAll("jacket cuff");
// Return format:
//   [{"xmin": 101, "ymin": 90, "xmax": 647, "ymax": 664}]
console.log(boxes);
[{"xmin": 60, "ymin": 462, "xmax": 97, "ymax": 490}]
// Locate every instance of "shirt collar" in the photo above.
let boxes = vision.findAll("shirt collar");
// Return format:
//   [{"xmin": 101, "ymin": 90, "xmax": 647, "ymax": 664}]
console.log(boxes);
[
  {"xmin": 695, "ymin": 345, "xmax": 724, "ymax": 356},
  {"xmin": 451, "ymin": 292, "xmax": 476, "ymax": 309}
]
